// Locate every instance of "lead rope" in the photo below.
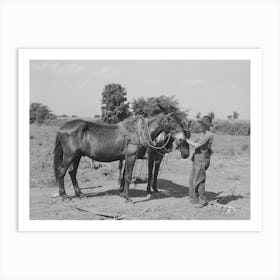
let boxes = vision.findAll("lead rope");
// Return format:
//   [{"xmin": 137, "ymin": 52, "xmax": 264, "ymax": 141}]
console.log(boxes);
[
  {"xmin": 139, "ymin": 116, "xmax": 172, "ymax": 150},
  {"xmin": 145, "ymin": 118, "xmax": 154, "ymax": 143},
  {"xmin": 124, "ymin": 135, "xmax": 129, "ymax": 187},
  {"xmin": 131, "ymin": 116, "xmax": 172, "ymax": 186}
]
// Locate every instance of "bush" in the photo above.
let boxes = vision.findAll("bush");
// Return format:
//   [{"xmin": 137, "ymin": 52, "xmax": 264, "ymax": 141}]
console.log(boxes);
[
  {"xmin": 190, "ymin": 119, "xmax": 250, "ymax": 136},
  {"xmin": 30, "ymin": 103, "xmax": 56, "ymax": 124},
  {"xmin": 131, "ymin": 95, "xmax": 188, "ymax": 117}
]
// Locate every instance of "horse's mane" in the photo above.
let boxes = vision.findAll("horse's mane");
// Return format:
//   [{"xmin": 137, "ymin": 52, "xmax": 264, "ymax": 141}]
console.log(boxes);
[
  {"xmin": 122, "ymin": 113, "xmax": 164, "ymax": 132},
  {"xmin": 84, "ymin": 120, "xmax": 118, "ymax": 129},
  {"xmin": 86, "ymin": 112, "xmax": 186, "ymax": 134},
  {"xmin": 170, "ymin": 112, "xmax": 186, "ymax": 127}
]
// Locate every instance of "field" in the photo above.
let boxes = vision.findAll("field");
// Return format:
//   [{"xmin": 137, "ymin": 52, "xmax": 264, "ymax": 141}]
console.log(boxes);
[{"xmin": 30, "ymin": 124, "xmax": 250, "ymax": 220}]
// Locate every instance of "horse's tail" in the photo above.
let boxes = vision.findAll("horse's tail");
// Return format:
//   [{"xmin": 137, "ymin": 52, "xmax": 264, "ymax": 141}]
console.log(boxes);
[{"xmin": 53, "ymin": 132, "xmax": 63, "ymax": 182}]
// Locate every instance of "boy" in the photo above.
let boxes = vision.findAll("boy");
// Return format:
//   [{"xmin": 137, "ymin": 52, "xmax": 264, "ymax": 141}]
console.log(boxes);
[{"xmin": 186, "ymin": 116, "xmax": 214, "ymax": 207}]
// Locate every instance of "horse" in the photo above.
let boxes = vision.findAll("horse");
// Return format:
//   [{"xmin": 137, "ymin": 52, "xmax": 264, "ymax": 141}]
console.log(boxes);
[
  {"xmin": 146, "ymin": 127, "xmax": 191, "ymax": 194},
  {"xmin": 117, "ymin": 122, "xmax": 191, "ymax": 196},
  {"xmin": 53, "ymin": 112, "xmax": 186, "ymax": 202}
]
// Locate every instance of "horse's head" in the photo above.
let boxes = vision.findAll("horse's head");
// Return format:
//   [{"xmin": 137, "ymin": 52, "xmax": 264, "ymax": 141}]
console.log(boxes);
[
  {"xmin": 161, "ymin": 112, "xmax": 189, "ymax": 149},
  {"xmin": 176, "ymin": 120, "xmax": 192, "ymax": 159}
]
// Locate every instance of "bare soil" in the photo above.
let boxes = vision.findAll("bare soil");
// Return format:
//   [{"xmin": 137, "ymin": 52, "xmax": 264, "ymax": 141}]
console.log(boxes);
[{"xmin": 30, "ymin": 124, "xmax": 250, "ymax": 220}]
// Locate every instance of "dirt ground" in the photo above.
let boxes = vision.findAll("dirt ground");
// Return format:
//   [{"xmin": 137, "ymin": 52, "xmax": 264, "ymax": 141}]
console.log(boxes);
[{"xmin": 30, "ymin": 124, "xmax": 250, "ymax": 220}]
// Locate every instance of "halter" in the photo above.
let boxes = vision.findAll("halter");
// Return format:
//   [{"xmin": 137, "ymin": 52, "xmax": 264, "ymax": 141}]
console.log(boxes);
[{"xmin": 183, "ymin": 128, "xmax": 191, "ymax": 139}]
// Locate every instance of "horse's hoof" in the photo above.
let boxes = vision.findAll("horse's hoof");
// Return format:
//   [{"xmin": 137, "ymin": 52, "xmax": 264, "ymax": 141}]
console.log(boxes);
[
  {"xmin": 146, "ymin": 194, "xmax": 152, "ymax": 199},
  {"xmin": 125, "ymin": 198, "xmax": 133, "ymax": 203},
  {"xmin": 153, "ymin": 188, "xmax": 159, "ymax": 193},
  {"xmin": 61, "ymin": 194, "xmax": 71, "ymax": 202},
  {"xmin": 76, "ymin": 192, "xmax": 86, "ymax": 199}
]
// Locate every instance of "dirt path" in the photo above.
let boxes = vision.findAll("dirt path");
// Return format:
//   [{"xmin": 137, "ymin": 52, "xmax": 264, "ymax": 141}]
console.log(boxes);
[{"xmin": 30, "ymin": 124, "xmax": 250, "ymax": 220}]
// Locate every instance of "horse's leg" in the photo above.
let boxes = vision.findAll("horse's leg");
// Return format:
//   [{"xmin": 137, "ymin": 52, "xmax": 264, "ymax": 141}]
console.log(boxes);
[
  {"xmin": 68, "ymin": 155, "xmax": 84, "ymax": 197},
  {"xmin": 119, "ymin": 167, "xmax": 125, "ymax": 192},
  {"xmin": 122, "ymin": 155, "xmax": 136, "ymax": 202},
  {"xmin": 118, "ymin": 160, "xmax": 124, "ymax": 185},
  {"xmin": 57, "ymin": 155, "xmax": 73, "ymax": 199},
  {"xmin": 152, "ymin": 157, "xmax": 163, "ymax": 193},
  {"xmin": 146, "ymin": 150, "xmax": 155, "ymax": 195}
]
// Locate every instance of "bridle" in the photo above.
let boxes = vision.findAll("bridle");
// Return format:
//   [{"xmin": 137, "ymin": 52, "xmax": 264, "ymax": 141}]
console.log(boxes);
[{"xmin": 183, "ymin": 128, "xmax": 191, "ymax": 140}]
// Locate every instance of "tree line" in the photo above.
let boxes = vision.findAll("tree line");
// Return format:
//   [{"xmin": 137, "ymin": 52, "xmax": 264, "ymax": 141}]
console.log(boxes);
[{"xmin": 30, "ymin": 83, "xmax": 249, "ymax": 135}]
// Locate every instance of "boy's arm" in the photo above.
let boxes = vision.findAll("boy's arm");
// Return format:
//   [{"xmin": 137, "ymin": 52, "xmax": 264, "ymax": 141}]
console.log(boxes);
[{"xmin": 187, "ymin": 133, "xmax": 211, "ymax": 149}]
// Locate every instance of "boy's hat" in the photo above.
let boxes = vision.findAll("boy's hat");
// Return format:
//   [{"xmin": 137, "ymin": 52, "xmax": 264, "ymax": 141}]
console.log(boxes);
[{"xmin": 199, "ymin": 116, "xmax": 213, "ymax": 127}]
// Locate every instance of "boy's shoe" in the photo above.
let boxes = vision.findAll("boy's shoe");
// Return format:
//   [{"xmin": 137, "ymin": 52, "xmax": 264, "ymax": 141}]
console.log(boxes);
[{"xmin": 194, "ymin": 200, "xmax": 208, "ymax": 208}]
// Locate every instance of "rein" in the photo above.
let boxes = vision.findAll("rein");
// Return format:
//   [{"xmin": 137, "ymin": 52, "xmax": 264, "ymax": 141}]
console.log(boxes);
[{"xmin": 139, "ymin": 116, "xmax": 172, "ymax": 150}]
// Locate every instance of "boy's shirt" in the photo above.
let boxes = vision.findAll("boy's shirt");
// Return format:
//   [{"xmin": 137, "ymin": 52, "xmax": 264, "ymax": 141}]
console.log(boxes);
[{"xmin": 195, "ymin": 130, "xmax": 214, "ymax": 155}]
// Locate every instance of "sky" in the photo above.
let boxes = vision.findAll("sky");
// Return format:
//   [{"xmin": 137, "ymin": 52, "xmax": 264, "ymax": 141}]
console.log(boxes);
[{"xmin": 30, "ymin": 60, "xmax": 250, "ymax": 120}]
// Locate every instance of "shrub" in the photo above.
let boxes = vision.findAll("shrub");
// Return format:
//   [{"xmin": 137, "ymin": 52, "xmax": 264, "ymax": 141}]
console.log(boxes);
[
  {"xmin": 189, "ymin": 119, "xmax": 250, "ymax": 136},
  {"xmin": 30, "ymin": 103, "xmax": 56, "ymax": 124},
  {"xmin": 131, "ymin": 95, "xmax": 188, "ymax": 117}
]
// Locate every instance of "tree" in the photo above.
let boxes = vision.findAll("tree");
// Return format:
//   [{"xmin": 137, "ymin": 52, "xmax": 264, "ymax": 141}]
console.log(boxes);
[
  {"xmin": 227, "ymin": 115, "xmax": 233, "ymax": 120},
  {"xmin": 208, "ymin": 112, "xmax": 215, "ymax": 120},
  {"xmin": 101, "ymin": 84, "xmax": 130, "ymax": 124},
  {"xmin": 30, "ymin": 103, "xmax": 55, "ymax": 124},
  {"xmin": 131, "ymin": 97, "xmax": 148, "ymax": 116},
  {"xmin": 131, "ymin": 95, "xmax": 187, "ymax": 117},
  {"xmin": 232, "ymin": 111, "xmax": 240, "ymax": 119},
  {"xmin": 195, "ymin": 112, "xmax": 201, "ymax": 119}
]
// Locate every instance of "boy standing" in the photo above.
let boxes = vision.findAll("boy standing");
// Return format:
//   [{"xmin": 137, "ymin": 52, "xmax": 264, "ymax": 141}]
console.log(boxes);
[{"xmin": 186, "ymin": 116, "xmax": 214, "ymax": 207}]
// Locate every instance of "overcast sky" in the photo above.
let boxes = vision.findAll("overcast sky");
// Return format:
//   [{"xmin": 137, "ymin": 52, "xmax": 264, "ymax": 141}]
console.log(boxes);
[{"xmin": 30, "ymin": 60, "xmax": 250, "ymax": 119}]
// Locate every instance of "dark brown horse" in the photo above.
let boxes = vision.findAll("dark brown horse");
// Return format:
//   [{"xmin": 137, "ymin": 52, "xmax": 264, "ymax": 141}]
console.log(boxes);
[
  {"xmin": 146, "ymin": 127, "xmax": 191, "ymax": 195},
  {"xmin": 118, "ymin": 123, "xmax": 191, "ymax": 196},
  {"xmin": 53, "ymin": 112, "xmax": 186, "ymax": 202}
]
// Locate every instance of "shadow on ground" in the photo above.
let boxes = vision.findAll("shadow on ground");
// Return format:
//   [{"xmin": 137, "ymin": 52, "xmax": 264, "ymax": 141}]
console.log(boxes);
[
  {"xmin": 79, "ymin": 179, "xmax": 245, "ymax": 205},
  {"xmin": 216, "ymin": 194, "xmax": 244, "ymax": 204}
]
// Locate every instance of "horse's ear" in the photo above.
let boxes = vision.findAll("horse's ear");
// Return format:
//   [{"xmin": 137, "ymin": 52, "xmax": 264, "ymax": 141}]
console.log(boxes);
[
  {"xmin": 187, "ymin": 120, "xmax": 192, "ymax": 128},
  {"xmin": 158, "ymin": 103, "xmax": 168, "ymax": 114}
]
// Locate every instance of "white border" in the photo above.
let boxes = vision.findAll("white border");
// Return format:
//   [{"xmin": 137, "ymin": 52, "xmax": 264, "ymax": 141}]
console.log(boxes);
[{"xmin": 18, "ymin": 48, "xmax": 262, "ymax": 231}]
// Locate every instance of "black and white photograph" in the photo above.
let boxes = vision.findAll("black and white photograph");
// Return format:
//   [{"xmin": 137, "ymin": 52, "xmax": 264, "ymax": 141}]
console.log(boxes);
[{"xmin": 20, "ymin": 49, "xmax": 259, "ymax": 226}]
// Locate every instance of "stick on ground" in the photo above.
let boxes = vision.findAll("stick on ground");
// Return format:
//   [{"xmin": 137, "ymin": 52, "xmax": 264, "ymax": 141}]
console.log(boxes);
[{"xmin": 61, "ymin": 203, "xmax": 125, "ymax": 220}]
